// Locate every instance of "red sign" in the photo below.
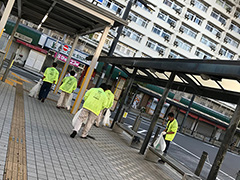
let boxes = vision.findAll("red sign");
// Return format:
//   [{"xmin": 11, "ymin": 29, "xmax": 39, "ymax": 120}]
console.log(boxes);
[
  {"xmin": 16, "ymin": 39, "xmax": 48, "ymax": 54},
  {"xmin": 63, "ymin": 45, "xmax": 68, "ymax": 51},
  {"xmin": 54, "ymin": 53, "xmax": 80, "ymax": 67}
]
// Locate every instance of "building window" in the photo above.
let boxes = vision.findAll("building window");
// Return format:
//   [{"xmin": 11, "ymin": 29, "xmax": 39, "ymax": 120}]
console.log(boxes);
[
  {"xmin": 193, "ymin": 0, "xmax": 208, "ymax": 12},
  {"xmin": 229, "ymin": 22, "xmax": 240, "ymax": 34},
  {"xmin": 175, "ymin": 38, "xmax": 192, "ymax": 52},
  {"xmin": 169, "ymin": 51, "xmax": 185, "ymax": 58},
  {"xmin": 205, "ymin": 23, "xmax": 222, "ymax": 36},
  {"xmin": 195, "ymin": 49, "xmax": 212, "ymax": 59},
  {"xmin": 200, "ymin": 36, "xmax": 217, "ymax": 49},
  {"xmin": 163, "ymin": 0, "xmax": 182, "ymax": 12},
  {"xmin": 216, "ymin": 0, "xmax": 232, "ymax": 12},
  {"xmin": 136, "ymin": 1, "xmax": 153, "ymax": 13},
  {"xmin": 128, "ymin": 12, "xmax": 149, "ymax": 28},
  {"xmin": 234, "ymin": 9, "xmax": 240, "ymax": 19},
  {"xmin": 225, "ymin": 35, "xmax": 239, "ymax": 48},
  {"xmin": 219, "ymin": 47, "xmax": 235, "ymax": 59},
  {"xmin": 210, "ymin": 10, "xmax": 227, "ymax": 25},
  {"xmin": 122, "ymin": 27, "xmax": 143, "ymax": 42},
  {"xmin": 152, "ymin": 25, "xmax": 171, "ymax": 40},
  {"xmin": 146, "ymin": 39, "xmax": 165, "ymax": 53},
  {"xmin": 116, "ymin": 42, "xmax": 136, "ymax": 57},
  {"xmin": 158, "ymin": 11, "xmax": 177, "ymax": 26},
  {"xmin": 185, "ymin": 11, "xmax": 203, "ymax": 25},
  {"xmin": 180, "ymin": 24, "xmax": 197, "ymax": 38},
  {"xmin": 102, "ymin": 0, "xmax": 123, "ymax": 15}
]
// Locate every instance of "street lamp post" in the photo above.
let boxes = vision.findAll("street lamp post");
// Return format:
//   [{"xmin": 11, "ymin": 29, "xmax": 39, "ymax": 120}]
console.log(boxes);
[{"xmin": 96, "ymin": 0, "xmax": 150, "ymax": 87}]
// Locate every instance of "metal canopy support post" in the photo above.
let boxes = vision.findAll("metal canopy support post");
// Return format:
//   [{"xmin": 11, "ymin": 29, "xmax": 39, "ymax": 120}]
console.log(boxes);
[
  {"xmin": 96, "ymin": 0, "xmax": 134, "ymax": 87},
  {"xmin": 71, "ymin": 25, "xmax": 111, "ymax": 114},
  {"xmin": 140, "ymin": 72, "xmax": 176, "ymax": 155},
  {"xmin": 110, "ymin": 68, "xmax": 137, "ymax": 128},
  {"xmin": 0, "ymin": 0, "xmax": 15, "ymax": 38},
  {"xmin": 54, "ymin": 34, "xmax": 80, "ymax": 93},
  {"xmin": 2, "ymin": 53, "xmax": 16, "ymax": 82},
  {"xmin": 0, "ymin": 18, "xmax": 20, "ymax": 72},
  {"xmin": 179, "ymin": 94, "xmax": 195, "ymax": 132},
  {"xmin": 207, "ymin": 98, "xmax": 240, "ymax": 180}
]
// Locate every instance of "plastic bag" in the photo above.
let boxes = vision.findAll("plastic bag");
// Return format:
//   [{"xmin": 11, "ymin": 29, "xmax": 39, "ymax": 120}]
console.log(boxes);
[
  {"xmin": 66, "ymin": 93, "xmax": 73, "ymax": 110},
  {"xmin": 72, "ymin": 108, "xmax": 82, "ymax": 127},
  {"xmin": 102, "ymin": 109, "xmax": 111, "ymax": 127},
  {"xmin": 29, "ymin": 79, "xmax": 42, "ymax": 98},
  {"xmin": 153, "ymin": 133, "xmax": 166, "ymax": 153}
]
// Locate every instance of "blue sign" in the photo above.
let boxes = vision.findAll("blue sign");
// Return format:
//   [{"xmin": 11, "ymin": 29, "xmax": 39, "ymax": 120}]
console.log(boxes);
[{"xmin": 95, "ymin": 0, "xmax": 103, "ymax": 3}]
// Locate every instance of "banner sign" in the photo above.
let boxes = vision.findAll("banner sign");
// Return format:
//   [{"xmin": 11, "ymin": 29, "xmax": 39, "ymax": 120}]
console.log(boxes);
[
  {"xmin": 44, "ymin": 37, "xmax": 90, "ymax": 65},
  {"xmin": 54, "ymin": 53, "xmax": 80, "ymax": 67}
]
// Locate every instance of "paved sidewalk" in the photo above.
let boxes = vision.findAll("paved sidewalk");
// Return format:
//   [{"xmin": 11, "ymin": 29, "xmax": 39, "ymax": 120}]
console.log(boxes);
[{"xmin": 0, "ymin": 76, "xmax": 182, "ymax": 180}]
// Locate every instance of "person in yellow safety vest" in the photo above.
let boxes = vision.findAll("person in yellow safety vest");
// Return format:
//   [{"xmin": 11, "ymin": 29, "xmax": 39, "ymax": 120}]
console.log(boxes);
[
  {"xmin": 38, "ymin": 63, "xmax": 59, "ymax": 103},
  {"xmin": 57, "ymin": 70, "xmax": 77, "ymax": 109},
  {"xmin": 162, "ymin": 112, "xmax": 178, "ymax": 153},
  {"xmin": 70, "ymin": 83, "xmax": 108, "ymax": 139},
  {"xmin": 95, "ymin": 84, "xmax": 115, "ymax": 127}
]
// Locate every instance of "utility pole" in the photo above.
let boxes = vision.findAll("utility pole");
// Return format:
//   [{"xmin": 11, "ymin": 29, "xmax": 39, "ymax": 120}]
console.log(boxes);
[{"xmin": 96, "ymin": 0, "xmax": 150, "ymax": 86}]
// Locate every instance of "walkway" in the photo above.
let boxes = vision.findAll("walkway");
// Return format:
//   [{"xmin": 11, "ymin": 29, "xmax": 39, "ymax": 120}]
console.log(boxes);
[{"xmin": 0, "ymin": 73, "xmax": 182, "ymax": 180}]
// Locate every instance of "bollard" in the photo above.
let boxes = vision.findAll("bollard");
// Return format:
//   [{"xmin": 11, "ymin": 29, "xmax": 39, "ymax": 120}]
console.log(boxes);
[
  {"xmin": 2, "ymin": 53, "xmax": 15, "ymax": 82},
  {"xmin": 195, "ymin": 151, "xmax": 208, "ymax": 176},
  {"xmin": 236, "ymin": 170, "xmax": 240, "ymax": 180},
  {"xmin": 151, "ymin": 127, "xmax": 161, "ymax": 146}
]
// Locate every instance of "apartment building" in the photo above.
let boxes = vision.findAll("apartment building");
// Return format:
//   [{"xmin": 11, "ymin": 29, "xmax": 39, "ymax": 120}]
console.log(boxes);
[{"xmin": 89, "ymin": 0, "xmax": 240, "ymax": 60}]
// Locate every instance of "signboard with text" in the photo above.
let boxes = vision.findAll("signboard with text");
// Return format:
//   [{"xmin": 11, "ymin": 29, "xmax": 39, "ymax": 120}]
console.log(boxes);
[
  {"xmin": 54, "ymin": 53, "xmax": 80, "ymax": 67},
  {"xmin": 44, "ymin": 37, "xmax": 91, "ymax": 65}
]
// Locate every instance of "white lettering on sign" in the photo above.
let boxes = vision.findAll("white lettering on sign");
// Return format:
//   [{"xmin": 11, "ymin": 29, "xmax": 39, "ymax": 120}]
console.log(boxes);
[
  {"xmin": 44, "ymin": 37, "xmax": 90, "ymax": 65},
  {"xmin": 55, "ymin": 53, "xmax": 80, "ymax": 67}
]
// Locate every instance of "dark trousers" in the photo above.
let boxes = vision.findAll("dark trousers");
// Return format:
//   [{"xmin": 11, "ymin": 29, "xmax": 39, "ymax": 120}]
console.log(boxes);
[
  {"xmin": 38, "ymin": 81, "xmax": 52, "ymax": 100},
  {"xmin": 164, "ymin": 140, "xmax": 171, "ymax": 154}
]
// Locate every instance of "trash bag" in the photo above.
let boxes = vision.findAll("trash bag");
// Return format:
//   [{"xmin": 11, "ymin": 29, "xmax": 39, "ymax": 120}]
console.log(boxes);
[
  {"xmin": 29, "ymin": 79, "xmax": 42, "ymax": 98},
  {"xmin": 72, "ymin": 108, "xmax": 82, "ymax": 127},
  {"xmin": 102, "ymin": 109, "xmax": 111, "ymax": 127},
  {"xmin": 66, "ymin": 93, "xmax": 73, "ymax": 110},
  {"xmin": 153, "ymin": 133, "xmax": 166, "ymax": 153}
]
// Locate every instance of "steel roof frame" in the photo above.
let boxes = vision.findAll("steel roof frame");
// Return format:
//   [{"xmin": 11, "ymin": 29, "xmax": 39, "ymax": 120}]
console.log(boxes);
[{"xmin": 98, "ymin": 57, "xmax": 240, "ymax": 104}]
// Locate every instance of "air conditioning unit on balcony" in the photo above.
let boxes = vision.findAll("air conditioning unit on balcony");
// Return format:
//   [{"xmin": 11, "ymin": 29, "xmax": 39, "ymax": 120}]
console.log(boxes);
[
  {"xmin": 229, "ymin": 24, "xmax": 234, "ymax": 30},
  {"xmin": 175, "ymin": 8, "xmax": 182, "ymax": 15},
  {"xmin": 179, "ymin": 26, "xmax": 184, "ymax": 33},
  {"xmin": 168, "ymin": 54, "xmax": 174, "ymax": 58},
  {"xmin": 210, "ymin": 45, "xmax": 216, "ymax": 51},
  {"xmin": 226, "ymin": 7, "xmax": 231, "ymax": 13},
  {"xmin": 170, "ymin": 21, "xmax": 176, "ymax": 28},
  {"xmin": 174, "ymin": 41, "xmax": 179, "ymax": 46},
  {"xmin": 190, "ymin": 0, "xmax": 195, "ymax": 6},
  {"xmin": 219, "ymin": 49, "xmax": 224, "ymax": 55},
  {"xmin": 216, "ymin": 32, "xmax": 221, "ymax": 38},
  {"xmin": 159, "ymin": 49, "xmax": 164, "ymax": 56},
  {"xmin": 234, "ymin": 12, "xmax": 239, "ymax": 18},
  {"xmin": 164, "ymin": 35, "xmax": 170, "ymax": 42},
  {"xmin": 224, "ymin": 37, "xmax": 230, "ymax": 43},
  {"xmin": 185, "ymin": 14, "xmax": 190, "ymax": 20}
]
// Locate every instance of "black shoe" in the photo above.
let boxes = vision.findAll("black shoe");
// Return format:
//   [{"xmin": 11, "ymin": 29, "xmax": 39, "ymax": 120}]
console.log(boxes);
[
  {"xmin": 70, "ymin": 131, "xmax": 77, "ymax": 138},
  {"xmin": 41, "ymin": 99, "xmax": 45, "ymax": 103},
  {"xmin": 56, "ymin": 106, "xmax": 60, "ymax": 109},
  {"xmin": 80, "ymin": 136, "xmax": 88, "ymax": 139},
  {"xmin": 93, "ymin": 124, "xmax": 99, "ymax": 128}
]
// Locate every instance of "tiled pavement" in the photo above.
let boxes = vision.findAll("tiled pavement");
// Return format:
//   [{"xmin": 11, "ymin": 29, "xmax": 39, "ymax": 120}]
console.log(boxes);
[{"xmin": 0, "ymin": 76, "xmax": 182, "ymax": 180}]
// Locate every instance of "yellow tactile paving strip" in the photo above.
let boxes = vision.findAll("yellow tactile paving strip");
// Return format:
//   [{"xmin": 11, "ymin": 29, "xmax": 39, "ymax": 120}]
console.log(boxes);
[{"xmin": 3, "ymin": 81, "xmax": 27, "ymax": 180}]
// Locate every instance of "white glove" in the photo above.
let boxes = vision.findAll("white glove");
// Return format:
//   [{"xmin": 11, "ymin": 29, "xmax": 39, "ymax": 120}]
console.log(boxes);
[{"xmin": 162, "ymin": 131, "xmax": 166, "ymax": 135}]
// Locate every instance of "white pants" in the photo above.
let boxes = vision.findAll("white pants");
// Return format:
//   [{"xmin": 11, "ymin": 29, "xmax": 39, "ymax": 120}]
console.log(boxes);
[
  {"xmin": 73, "ymin": 108, "xmax": 97, "ymax": 137},
  {"xmin": 57, "ymin": 91, "xmax": 70, "ymax": 107},
  {"xmin": 95, "ymin": 110, "xmax": 103, "ymax": 127}
]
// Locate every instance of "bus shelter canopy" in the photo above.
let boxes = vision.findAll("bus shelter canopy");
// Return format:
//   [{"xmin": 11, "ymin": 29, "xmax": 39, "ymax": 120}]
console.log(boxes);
[
  {"xmin": 98, "ymin": 57, "xmax": 240, "ymax": 104},
  {"xmin": 11, "ymin": 0, "xmax": 127, "ymax": 36}
]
